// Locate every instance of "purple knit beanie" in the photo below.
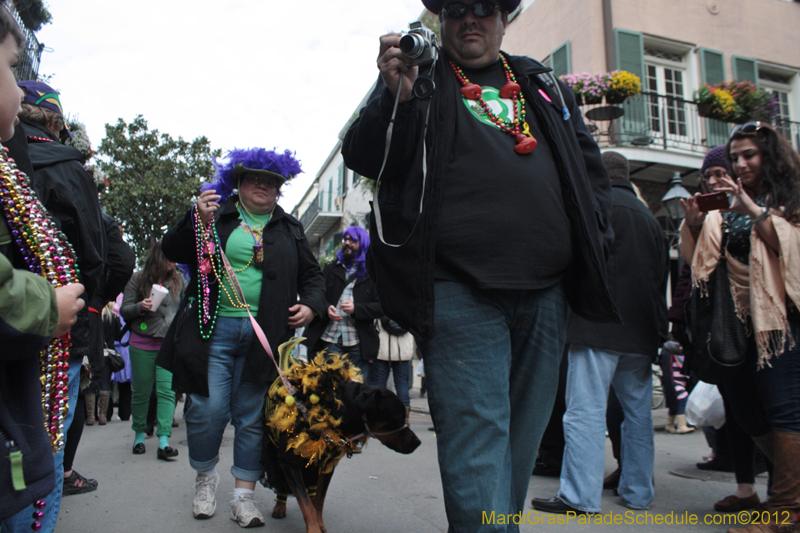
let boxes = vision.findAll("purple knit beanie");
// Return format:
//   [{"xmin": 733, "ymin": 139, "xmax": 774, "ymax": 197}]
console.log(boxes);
[{"xmin": 700, "ymin": 146, "xmax": 730, "ymax": 176}]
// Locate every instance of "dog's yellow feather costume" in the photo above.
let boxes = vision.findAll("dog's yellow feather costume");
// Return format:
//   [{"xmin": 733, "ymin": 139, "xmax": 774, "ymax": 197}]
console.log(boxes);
[{"xmin": 266, "ymin": 338, "xmax": 365, "ymax": 473}]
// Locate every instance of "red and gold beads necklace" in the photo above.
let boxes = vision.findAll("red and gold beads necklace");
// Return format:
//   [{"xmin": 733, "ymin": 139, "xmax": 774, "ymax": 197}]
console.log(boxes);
[{"xmin": 449, "ymin": 53, "xmax": 538, "ymax": 154}]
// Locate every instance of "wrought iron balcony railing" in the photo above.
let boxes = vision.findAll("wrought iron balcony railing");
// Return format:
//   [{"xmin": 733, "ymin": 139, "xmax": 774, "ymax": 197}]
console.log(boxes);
[
  {"xmin": 580, "ymin": 92, "xmax": 800, "ymax": 154},
  {"xmin": 7, "ymin": 4, "xmax": 44, "ymax": 82}
]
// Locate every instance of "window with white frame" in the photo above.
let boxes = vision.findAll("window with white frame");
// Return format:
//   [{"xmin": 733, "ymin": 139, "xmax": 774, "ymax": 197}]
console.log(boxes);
[
  {"xmin": 644, "ymin": 47, "xmax": 689, "ymax": 139},
  {"xmin": 759, "ymin": 66, "xmax": 794, "ymax": 146}
]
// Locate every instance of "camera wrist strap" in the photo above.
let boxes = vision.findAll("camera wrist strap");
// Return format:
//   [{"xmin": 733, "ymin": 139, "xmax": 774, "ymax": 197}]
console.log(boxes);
[{"xmin": 373, "ymin": 71, "xmax": 433, "ymax": 248}]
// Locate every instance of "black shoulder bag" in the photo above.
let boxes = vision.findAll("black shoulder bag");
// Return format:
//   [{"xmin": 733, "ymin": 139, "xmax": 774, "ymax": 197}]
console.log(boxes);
[{"xmin": 685, "ymin": 219, "xmax": 748, "ymax": 384}]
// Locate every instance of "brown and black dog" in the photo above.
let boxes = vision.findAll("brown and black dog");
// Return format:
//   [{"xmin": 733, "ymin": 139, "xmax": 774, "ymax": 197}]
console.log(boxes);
[{"xmin": 262, "ymin": 340, "xmax": 420, "ymax": 533}]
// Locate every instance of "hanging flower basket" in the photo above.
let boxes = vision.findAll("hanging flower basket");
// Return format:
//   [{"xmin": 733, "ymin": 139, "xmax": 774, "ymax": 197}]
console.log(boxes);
[
  {"xmin": 694, "ymin": 81, "xmax": 777, "ymax": 123},
  {"xmin": 716, "ymin": 80, "xmax": 778, "ymax": 123},
  {"xmin": 605, "ymin": 71, "xmax": 641, "ymax": 105},
  {"xmin": 584, "ymin": 94, "xmax": 603, "ymax": 105},
  {"xmin": 605, "ymin": 92, "xmax": 627, "ymax": 105},
  {"xmin": 697, "ymin": 102, "xmax": 713, "ymax": 118},
  {"xmin": 560, "ymin": 71, "xmax": 641, "ymax": 107}
]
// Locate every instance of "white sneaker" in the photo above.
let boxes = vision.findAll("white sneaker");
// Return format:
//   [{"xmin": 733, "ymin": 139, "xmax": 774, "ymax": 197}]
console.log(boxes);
[
  {"xmin": 230, "ymin": 493, "xmax": 265, "ymax": 528},
  {"xmin": 192, "ymin": 474, "xmax": 219, "ymax": 519}
]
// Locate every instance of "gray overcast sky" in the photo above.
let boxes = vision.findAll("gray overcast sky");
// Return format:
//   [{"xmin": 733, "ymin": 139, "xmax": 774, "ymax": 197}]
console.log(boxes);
[{"xmin": 36, "ymin": 0, "xmax": 426, "ymax": 212}]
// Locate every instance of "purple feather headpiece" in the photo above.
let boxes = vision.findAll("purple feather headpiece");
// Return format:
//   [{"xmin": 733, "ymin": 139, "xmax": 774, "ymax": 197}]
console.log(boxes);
[
  {"xmin": 336, "ymin": 225, "xmax": 369, "ymax": 277},
  {"xmin": 201, "ymin": 147, "xmax": 303, "ymax": 204}
]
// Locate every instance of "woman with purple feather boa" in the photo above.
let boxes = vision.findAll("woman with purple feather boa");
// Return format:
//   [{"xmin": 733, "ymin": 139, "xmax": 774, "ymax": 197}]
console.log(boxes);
[{"xmin": 156, "ymin": 148, "xmax": 326, "ymax": 527}]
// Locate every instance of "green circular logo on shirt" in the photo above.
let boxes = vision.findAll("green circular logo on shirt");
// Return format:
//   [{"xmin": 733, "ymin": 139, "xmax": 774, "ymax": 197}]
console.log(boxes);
[
  {"xmin": 461, "ymin": 87, "xmax": 520, "ymax": 131},
  {"xmin": 140, "ymin": 323, "xmax": 148, "ymax": 331}
]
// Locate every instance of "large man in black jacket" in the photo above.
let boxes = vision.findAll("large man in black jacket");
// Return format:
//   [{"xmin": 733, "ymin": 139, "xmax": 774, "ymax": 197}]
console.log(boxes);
[
  {"xmin": 533, "ymin": 151, "xmax": 669, "ymax": 515},
  {"xmin": 303, "ymin": 226, "xmax": 382, "ymax": 382},
  {"xmin": 342, "ymin": 1, "xmax": 617, "ymax": 530}
]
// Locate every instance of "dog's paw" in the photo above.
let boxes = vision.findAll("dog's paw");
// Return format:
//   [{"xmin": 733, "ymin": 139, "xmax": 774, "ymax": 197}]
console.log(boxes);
[{"xmin": 271, "ymin": 501, "xmax": 287, "ymax": 519}]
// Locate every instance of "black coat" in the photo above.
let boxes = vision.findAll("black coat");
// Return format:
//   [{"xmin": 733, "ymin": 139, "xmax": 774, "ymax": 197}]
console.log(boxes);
[
  {"xmin": 18, "ymin": 120, "xmax": 108, "ymax": 360},
  {"xmin": 566, "ymin": 180, "xmax": 669, "ymax": 357},
  {"xmin": 302, "ymin": 263, "xmax": 383, "ymax": 359},
  {"xmin": 156, "ymin": 197, "xmax": 326, "ymax": 397},
  {"xmin": 342, "ymin": 51, "xmax": 619, "ymax": 339}
]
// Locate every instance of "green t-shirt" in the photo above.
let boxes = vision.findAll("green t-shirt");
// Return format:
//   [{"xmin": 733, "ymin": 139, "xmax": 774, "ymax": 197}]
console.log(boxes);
[{"xmin": 218, "ymin": 209, "xmax": 271, "ymax": 318}]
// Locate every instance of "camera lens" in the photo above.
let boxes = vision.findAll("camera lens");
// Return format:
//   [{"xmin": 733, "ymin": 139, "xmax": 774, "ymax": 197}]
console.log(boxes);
[{"xmin": 400, "ymin": 33, "xmax": 426, "ymax": 58}]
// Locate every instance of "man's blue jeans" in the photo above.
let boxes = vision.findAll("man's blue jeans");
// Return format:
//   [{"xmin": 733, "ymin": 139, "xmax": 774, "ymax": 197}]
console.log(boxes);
[
  {"xmin": 558, "ymin": 344, "xmax": 655, "ymax": 513},
  {"xmin": 185, "ymin": 317, "xmax": 268, "ymax": 482},
  {"xmin": 2, "ymin": 353, "xmax": 81, "ymax": 533},
  {"xmin": 422, "ymin": 281, "xmax": 567, "ymax": 533}
]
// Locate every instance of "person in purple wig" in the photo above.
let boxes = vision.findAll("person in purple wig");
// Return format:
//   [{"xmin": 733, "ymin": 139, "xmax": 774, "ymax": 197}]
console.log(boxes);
[
  {"xmin": 157, "ymin": 147, "xmax": 326, "ymax": 526},
  {"xmin": 303, "ymin": 225, "xmax": 383, "ymax": 384}
]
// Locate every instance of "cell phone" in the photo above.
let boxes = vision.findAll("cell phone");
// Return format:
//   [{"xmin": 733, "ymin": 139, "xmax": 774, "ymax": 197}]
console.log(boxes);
[{"xmin": 696, "ymin": 192, "xmax": 729, "ymax": 212}]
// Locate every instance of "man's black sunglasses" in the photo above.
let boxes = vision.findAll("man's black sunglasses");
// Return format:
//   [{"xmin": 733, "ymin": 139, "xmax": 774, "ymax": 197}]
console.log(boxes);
[
  {"xmin": 442, "ymin": 1, "xmax": 500, "ymax": 19},
  {"xmin": 730, "ymin": 121, "xmax": 765, "ymax": 138}
]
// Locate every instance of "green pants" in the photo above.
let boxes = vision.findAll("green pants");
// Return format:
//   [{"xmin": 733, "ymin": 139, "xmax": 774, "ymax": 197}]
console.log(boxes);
[{"xmin": 129, "ymin": 345, "xmax": 175, "ymax": 437}]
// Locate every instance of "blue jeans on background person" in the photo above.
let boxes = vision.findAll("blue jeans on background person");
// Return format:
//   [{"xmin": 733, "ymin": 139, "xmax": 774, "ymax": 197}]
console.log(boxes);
[
  {"xmin": 558, "ymin": 345, "xmax": 655, "ymax": 513},
  {"xmin": 370, "ymin": 359, "xmax": 410, "ymax": 406},
  {"xmin": 184, "ymin": 317, "xmax": 267, "ymax": 482},
  {"xmin": 2, "ymin": 354, "xmax": 81, "ymax": 533},
  {"xmin": 422, "ymin": 281, "xmax": 567, "ymax": 533},
  {"xmin": 324, "ymin": 340, "xmax": 371, "ymax": 384}
]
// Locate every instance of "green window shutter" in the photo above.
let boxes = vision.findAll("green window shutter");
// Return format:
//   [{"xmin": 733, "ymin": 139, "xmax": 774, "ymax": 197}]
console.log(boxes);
[
  {"xmin": 327, "ymin": 178, "xmax": 333, "ymax": 211},
  {"xmin": 699, "ymin": 48, "xmax": 728, "ymax": 148},
  {"xmin": 699, "ymin": 48, "xmax": 725, "ymax": 85},
  {"xmin": 614, "ymin": 29, "xmax": 644, "ymax": 79},
  {"xmin": 550, "ymin": 41, "xmax": 570, "ymax": 78},
  {"xmin": 614, "ymin": 29, "xmax": 646, "ymax": 140},
  {"xmin": 338, "ymin": 164, "xmax": 345, "ymax": 195},
  {"xmin": 732, "ymin": 56, "xmax": 758, "ymax": 85}
]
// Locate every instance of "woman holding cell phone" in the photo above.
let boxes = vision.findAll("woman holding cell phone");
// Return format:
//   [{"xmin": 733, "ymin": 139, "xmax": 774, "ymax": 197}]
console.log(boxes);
[
  {"xmin": 680, "ymin": 124, "xmax": 800, "ymax": 533},
  {"xmin": 121, "ymin": 239, "xmax": 186, "ymax": 460}
]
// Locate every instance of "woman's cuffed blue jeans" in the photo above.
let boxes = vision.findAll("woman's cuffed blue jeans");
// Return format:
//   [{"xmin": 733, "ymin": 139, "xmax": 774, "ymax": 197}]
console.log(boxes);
[
  {"xmin": 422, "ymin": 281, "xmax": 567, "ymax": 533},
  {"xmin": 184, "ymin": 317, "xmax": 268, "ymax": 482}
]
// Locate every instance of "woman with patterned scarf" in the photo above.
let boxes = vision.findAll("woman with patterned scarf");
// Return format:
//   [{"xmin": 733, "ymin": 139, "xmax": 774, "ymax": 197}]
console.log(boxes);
[{"xmin": 680, "ymin": 122, "xmax": 800, "ymax": 533}]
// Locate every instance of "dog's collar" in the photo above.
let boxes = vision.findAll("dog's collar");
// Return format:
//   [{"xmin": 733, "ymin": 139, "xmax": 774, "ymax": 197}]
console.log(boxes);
[{"xmin": 345, "ymin": 414, "xmax": 409, "ymax": 443}]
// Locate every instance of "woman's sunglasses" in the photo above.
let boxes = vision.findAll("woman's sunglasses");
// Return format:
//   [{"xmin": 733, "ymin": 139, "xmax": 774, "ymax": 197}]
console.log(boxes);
[
  {"xmin": 730, "ymin": 121, "xmax": 765, "ymax": 138},
  {"xmin": 242, "ymin": 174, "xmax": 281, "ymax": 188},
  {"xmin": 442, "ymin": 1, "xmax": 500, "ymax": 19}
]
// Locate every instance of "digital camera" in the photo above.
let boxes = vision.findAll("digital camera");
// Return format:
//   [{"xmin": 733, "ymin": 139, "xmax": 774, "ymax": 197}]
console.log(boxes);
[{"xmin": 399, "ymin": 21, "xmax": 438, "ymax": 67}]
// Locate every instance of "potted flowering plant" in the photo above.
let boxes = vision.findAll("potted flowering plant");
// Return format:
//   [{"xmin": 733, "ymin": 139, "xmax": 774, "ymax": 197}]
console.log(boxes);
[
  {"xmin": 560, "ymin": 71, "xmax": 641, "ymax": 106},
  {"xmin": 694, "ymin": 84, "xmax": 741, "ymax": 121},
  {"xmin": 560, "ymin": 72, "xmax": 593, "ymax": 105},
  {"xmin": 606, "ymin": 71, "xmax": 642, "ymax": 104},
  {"xmin": 715, "ymin": 80, "xmax": 778, "ymax": 123}
]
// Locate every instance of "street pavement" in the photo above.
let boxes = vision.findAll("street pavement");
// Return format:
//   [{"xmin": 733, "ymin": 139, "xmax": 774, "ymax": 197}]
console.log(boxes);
[{"xmin": 55, "ymin": 392, "xmax": 766, "ymax": 533}]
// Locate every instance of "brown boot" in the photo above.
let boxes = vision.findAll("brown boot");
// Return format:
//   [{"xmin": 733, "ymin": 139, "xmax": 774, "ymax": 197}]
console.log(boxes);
[
  {"xmin": 405, "ymin": 406, "xmax": 411, "ymax": 425},
  {"xmin": 727, "ymin": 430, "xmax": 800, "ymax": 533},
  {"xmin": 84, "ymin": 394, "xmax": 96, "ymax": 425},
  {"xmin": 97, "ymin": 391, "xmax": 110, "ymax": 425},
  {"xmin": 665, "ymin": 415, "xmax": 676, "ymax": 434}
]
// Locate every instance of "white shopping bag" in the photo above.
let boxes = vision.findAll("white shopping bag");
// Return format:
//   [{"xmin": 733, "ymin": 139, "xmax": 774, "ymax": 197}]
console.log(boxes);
[{"xmin": 685, "ymin": 381, "xmax": 725, "ymax": 429}]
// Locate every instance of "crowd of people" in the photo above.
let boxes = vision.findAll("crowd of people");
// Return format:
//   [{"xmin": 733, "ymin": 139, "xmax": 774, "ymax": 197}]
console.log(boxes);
[{"xmin": 2, "ymin": 0, "xmax": 800, "ymax": 532}]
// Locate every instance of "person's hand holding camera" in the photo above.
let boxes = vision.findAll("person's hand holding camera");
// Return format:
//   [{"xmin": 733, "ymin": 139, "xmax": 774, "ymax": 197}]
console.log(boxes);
[{"xmin": 378, "ymin": 33, "xmax": 419, "ymax": 102}]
